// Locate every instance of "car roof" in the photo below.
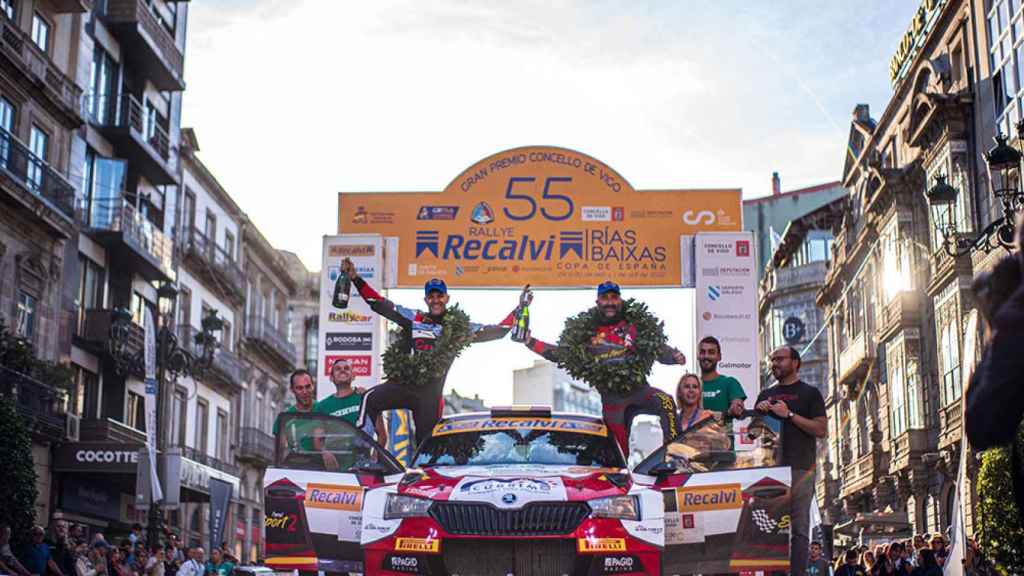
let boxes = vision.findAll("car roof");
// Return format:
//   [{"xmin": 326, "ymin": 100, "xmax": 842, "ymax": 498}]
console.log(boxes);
[{"xmin": 438, "ymin": 410, "xmax": 605, "ymax": 425}]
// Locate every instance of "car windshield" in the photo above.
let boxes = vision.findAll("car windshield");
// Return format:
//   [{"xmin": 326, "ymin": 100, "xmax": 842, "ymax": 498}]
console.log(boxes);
[
  {"xmin": 412, "ymin": 426, "xmax": 625, "ymax": 468},
  {"xmin": 633, "ymin": 411, "xmax": 783, "ymax": 475}
]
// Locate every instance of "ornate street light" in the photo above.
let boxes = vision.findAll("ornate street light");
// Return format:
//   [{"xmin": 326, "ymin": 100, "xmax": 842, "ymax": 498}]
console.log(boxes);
[
  {"xmin": 107, "ymin": 283, "xmax": 222, "ymax": 546},
  {"xmin": 925, "ymin": 131, "xmax": 1024, "ymax": 256}
]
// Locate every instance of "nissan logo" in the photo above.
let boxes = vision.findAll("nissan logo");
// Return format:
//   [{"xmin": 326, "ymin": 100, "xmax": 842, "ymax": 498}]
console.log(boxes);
[{"xmin": 75, "ymin": 449, "xmax": 139, "ymax": 464}]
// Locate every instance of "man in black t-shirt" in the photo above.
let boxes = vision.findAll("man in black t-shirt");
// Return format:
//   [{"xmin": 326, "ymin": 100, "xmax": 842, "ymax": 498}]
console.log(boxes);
[{"xmin": 755, "ymin": 346, "xmax": 827, "ymax": 576}]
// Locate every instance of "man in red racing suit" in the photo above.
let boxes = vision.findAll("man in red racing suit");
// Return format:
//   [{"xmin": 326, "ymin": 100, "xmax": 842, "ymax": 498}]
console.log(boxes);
[
  {"xmin": 341, "ymin": 258, "xmax": 518, "ymax": 447},
  {"xmin": 524, "ymin": 281, "xmax": 686, "ymax": 453}
]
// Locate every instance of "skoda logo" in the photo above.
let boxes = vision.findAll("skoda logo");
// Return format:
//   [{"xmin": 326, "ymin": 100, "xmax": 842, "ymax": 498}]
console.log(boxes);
[{"xmin": 501, "ymin": 493, "xmax": 517, "ymax": 505}]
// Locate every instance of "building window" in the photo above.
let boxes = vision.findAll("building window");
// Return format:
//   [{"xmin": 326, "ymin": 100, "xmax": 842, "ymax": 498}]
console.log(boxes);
[
  {"xmin": 906, "ymin": 360, "xmax": 923, "ymax": 429},
  {"xmin": 940, "ymin": 319, "xmax": 962, "ymax": 405},
  {"xmin": 88, "ymin": 47, "xmax": 119, "ymax": 124},
  {"xmin": 27, "ymin": 125, "xmax": 48, "ymax": 190},
  {"xmin": 196, "ymin": 398, "xmax": 209, "ymax": 453},
  {"xmin": 82, "ymin": 149, "xmax": 127, "ymax": 228},
  {"xmin": 304, "ymin": 317, "xmax": 318, "ymax": 375},
  {"xmin": 205, "ymin": 210, "xmax": 216, "ymax": 243},
  {"xmin": 30, "ymin": 13, "xmax": 49, "ymax": 52},
  {"xmin": 0, "ymin": 0, "xmax": 14, "ymax": 20},
  {"xmin": 889, "ymin": 348, "xmax": 906, "ymax": 437},
  {"xmin": 131, "ymin": 291, "xmax": 146, "ymax": 326},
  {"xmin": 76, "ymin": 256, "xmax": 104, "ymax": 336},
  {"xmin": 926, "ymin": 147, "xmax": 973, "ymax": 253},
  {"xmin": 224, "ymin": 230, "xmax": 235, "ymax": 261},
  {"xmin": 217, "ymin": 409, "xmax": 229, "ymax": 462},
  {"xmin": 182, "ymin": 188, "xmax": 196, "ymax": 235},
  {"xmin": 171, "ymin": 387, "xmax": 187, "ymax": 447},
  {"xmin": 989, "ymin": 0, "xmax": 1024, "ymax": 136},
  {"xmin": 177, "ymin": 286, "xmax": 192, "ymax": 332},
  {"xmin": 15, "ymin": 290, "xmax": 36, "ymax": 338},
  {"xmin": 881, "ymin": 219, "xmax": 912, "ymax": 301},
  {"xmin": 69, "ymin": 366, "xmax": 98, "ymax": 419},
  {"xmin": 126, "ymin": 391, "xmax": 145, "ymax": 431},
  {"xmin": 221, "ymin": 319, "xmax": 232, "ymax": 352}
]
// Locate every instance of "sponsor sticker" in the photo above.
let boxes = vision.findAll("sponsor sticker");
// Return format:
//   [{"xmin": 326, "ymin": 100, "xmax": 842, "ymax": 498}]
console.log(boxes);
[
  {"xmin": 323, "ymin": 355, "xmax": 371, "ymax": 377},
  {"xmin": 327, "ymin": 245, "xmax": 375, "ymax": 257},
  {"xmin": 394, "ymin": 538, "xmax": 439, "ymax": 553},
  {"xmin": 324, "ymin": 332, "xmax": 373, "ymax": 351},
  {"xmin": 736, "ymin": 240, "xmax": 751, "ymax": 257},
  {"xmin": 384, "ymin": 554, "xmax": 423, "ymax": 574},
  {"xmin": 582, "ymin": 206, "xmax": 611, "ymax": 221},
  {"xmin": 675, "ymin": 483, "xmax": 743, "ymax": 512},
  {"xmin": 577, "ymin": 538, "xmax": 626, "ymax": 553},
  {"xmin": 327, "ymin": 310, "xmax": 373, "ymax": 324},
  {"xmin": 432, "ymin": 417, "xmax": 607, "ymax": 437},
  {"xmin": 601, "ymin": 555, "xmax": 639, "ymax": 574},
  {"xmin": 304, "ymin": 484, "xmax": 362, "ymax": 511},
  {"xmin": 416, "ymin": 206, "xmax": 459, "ymax": 221},
  {"xmin": 459, "ymin": 478, "xmax": 555, "ymax": 495}
]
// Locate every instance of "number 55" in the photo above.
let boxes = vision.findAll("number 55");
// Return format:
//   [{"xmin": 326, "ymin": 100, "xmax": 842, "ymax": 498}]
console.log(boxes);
[{"xmin": 502, "ymin": 176, "xmax": 575, "ymax": 221}]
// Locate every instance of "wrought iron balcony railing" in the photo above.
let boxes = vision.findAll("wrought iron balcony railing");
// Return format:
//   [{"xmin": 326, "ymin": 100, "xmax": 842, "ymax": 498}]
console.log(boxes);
[
  {"xmin": 238, "ymin": 426, "xmax": 274, "ymax": 466},
  {"xmin": 0, "ymin": 364, "xmax": 66, "ymax": 441},
  {"xmin": 181, "ymin": 227, "xmax": 246, "ymax": 303},
  {"xmin": 0, "ymin": 126, "xmax": 75, "ymax": 220},
  {"xmin": 245, "ymin": 316, "xmax": 296, "ymax": 369}
]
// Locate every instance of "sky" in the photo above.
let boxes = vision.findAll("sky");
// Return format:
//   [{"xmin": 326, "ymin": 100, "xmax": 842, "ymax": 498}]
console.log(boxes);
[{"xmin": 181, "ymin": 1, "xmax": 920, "ymax": 405}]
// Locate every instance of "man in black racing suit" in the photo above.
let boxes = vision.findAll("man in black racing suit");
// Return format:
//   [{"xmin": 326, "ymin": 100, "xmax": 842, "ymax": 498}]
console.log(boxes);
[
  {"xmin": 341, "ymin": 258, "xmax": 518, "ymax": 446},
  {"xmin": 523, "ymin": 281, "xmax": 686, "ymax": 454}
]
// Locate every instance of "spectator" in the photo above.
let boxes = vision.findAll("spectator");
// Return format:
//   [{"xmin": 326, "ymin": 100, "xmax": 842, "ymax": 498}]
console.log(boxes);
[
  {"xmin": 911, "ymin": 549, "xmax": 941, "ymax": 576},
  {"xmin": 835, "ymin": 549, "xmax": 868, "ymax": 576},
  {"xmin": 929, "ymin": 534, "xmax": 947, "ymax": 567},
  {"xmin": 49, "ymin": 517, "xmax": 75, "ymax": 576},
  {"xmin": 108, "ymin": 548, "xmax": 130, "ymax": 576},
  {"xmin": 862, "ymin": 550, "xmax": 876, "ymax": 573},
  {"xmin": 0, "ymin": 524, "xmax": 33, "ymax": 576},
  {"xmin": 127, "ymin": 527, "xmax": 142, "ymax": 549},
  {"xmin": 755, "ymin": 346, "xmax": 827, "ymax": 576},
  {"xmin": 144, "ymin": 548, "xmax": 164, "ymax": 576},
  {"xmin": 203, "ymin": 549, "xmax": 233, "ymax": 576},
  {"xmin": 176, "ymin": 549, "xmax": 203, "ymax": 576},
  {"xmin": 807, "ymin": 541, "xmax": 829, "ymax": 576},
  {"xmin": 68, "ymin": 527, "xmax": 85, "ymax": 545},
  {"xmin": 23, "ymin": 525, "xmax": 65, "ymax": 576},
  {"xmin": 76, "ymin": 545, "xmax": 106, "ymax": 576}
]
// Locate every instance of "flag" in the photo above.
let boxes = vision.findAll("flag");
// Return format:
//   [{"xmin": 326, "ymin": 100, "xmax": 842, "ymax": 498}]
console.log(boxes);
[
  {"xmin": 945, "ymin": 311, "xmax": 978, "ymax": 576},
  {"xmin": 143, "ymin": 308, "xmax": 163, "ymax": 503},
  {"xmin": 387, "ymin": 409, "xmax": 413, "ymax": 467}
]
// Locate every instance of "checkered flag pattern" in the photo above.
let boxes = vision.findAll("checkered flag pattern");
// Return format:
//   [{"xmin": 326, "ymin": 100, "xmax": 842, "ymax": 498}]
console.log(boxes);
[{"xmin": 751, "ymin": 508, "xmax": 778, "ymax": 533}]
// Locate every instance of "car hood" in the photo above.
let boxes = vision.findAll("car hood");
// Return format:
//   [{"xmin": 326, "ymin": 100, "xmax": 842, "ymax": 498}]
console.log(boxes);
[{"xmin": 396, "ymin": 464, "xmax": 631, "ymax": 505}]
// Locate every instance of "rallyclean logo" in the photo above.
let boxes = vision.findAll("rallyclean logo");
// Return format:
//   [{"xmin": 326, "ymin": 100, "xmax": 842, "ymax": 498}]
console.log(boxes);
[
  {"xmin": 394, "ymin": 538, "xmax": 439, "ymax": 553},
  {"xmin": 676, "ymin": 483, "xmax": 743, "ymax": 512},
  {"xmin": 304, "ymin": 484, "xmax": 362, "ymax": 511},
  {"xmin": 577, "ymin": 538, "xmax": 626, "ymax": 553}
]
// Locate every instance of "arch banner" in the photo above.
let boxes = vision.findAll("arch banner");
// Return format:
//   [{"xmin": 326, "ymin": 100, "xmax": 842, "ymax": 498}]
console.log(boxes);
[{"xmin": 339, "ymin": 146, "xmax": 741, "ymax": 288}]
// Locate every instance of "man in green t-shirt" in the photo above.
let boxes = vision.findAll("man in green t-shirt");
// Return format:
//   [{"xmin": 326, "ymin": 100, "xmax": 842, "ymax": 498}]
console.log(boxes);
[
  {"xmin": 203, "ymin": 548, "xmax": 233, "ymax": 576},
  {"xmin": 696, "ymin": 336, "xmax": 746, "ymax": 417},
  {"xmin": 273, "ymin": 369, "xmax": 321, "ymax": 454},
  {"xmin": 315, "ymin": 358, "xmax": 388, "ymax": 444}
]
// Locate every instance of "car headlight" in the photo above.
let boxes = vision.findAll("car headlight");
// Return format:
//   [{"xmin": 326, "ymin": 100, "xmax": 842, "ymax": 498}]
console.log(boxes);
[
  {"xmin": 588, "ymin": 495, "xmax": 640, "ymax": 520},
  {"xmin": 384, "ymin": 494, "xmax": 432, "ymax": 520}
]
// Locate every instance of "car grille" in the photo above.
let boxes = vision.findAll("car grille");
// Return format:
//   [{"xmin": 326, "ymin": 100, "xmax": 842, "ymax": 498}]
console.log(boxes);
[
  {"xmin": 430, "ymin": 501, "xmax": 590, "ymax": 536},
  {"xmin": 442, "ymin": 539, "xmax": 578, "ymax": 576}
]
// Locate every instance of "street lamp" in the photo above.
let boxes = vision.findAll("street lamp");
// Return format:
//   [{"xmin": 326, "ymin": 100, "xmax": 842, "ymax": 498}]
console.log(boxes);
[
  {"xmin": 108, "ymin": 284, "xmax": 223, "ymax": 546},
  {"xmin": 926, "ymin": 131, "xmax": 1024, "ymax": 256}
]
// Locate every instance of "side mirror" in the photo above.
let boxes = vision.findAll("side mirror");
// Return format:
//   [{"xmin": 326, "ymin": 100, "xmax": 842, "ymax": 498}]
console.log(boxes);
[
  {"xmin": 649, "ymin": 461, "xmax": 677, "ymax": 478},
  {"xmin": 354, "ymin": 460, "xmax": 386, "ymax": 476}
]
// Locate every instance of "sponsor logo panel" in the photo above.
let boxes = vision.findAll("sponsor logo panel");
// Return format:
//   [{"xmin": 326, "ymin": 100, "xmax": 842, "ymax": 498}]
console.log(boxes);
[
  {"xmin": 394, "ymin": 538, "xmax": 439, "ymax": 553},
  {"xmin": 303, "ymin": 484, "xmax": 362, "ymax": 511},
  {"xmin": 416, "ymin": 206, "xmax": 459, "ymax": 221},
  {"xmin": 324, "ymin": 332, "xmax": 373, "ymax": 351},
  {"xmin": 675, "ymin": 483, "xmax": 743, "ymax": 512},
  {"xmin": 327, "ymin": 310, "xmax": 373, "ymax": 325},
  {"xmin": 577, "ymin": 538, "xmax": 626, "ymax": 553},
  {"xmin": 327, "ymin": 245, "xmax": 376, "ymax": 257},
  {"xmin": 600, "ymin": 555, "xmax": 641, "ymax": 574},
  {"xmin": 383, "ymin": 554, "xmax": 425, "ymax": 574},
  {"xmin": 323, "ymin": 355, "xmax": 371, "ymax": 377},
  {"xmin": 582, "ymin": 206, "xmax": 611, "ymax": 221},
  {"xmin": 432, "ymin": 417, "xmax": 607, "ymax": 437}
]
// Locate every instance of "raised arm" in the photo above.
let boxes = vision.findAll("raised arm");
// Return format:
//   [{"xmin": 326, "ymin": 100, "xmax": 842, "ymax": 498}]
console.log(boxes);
[
  {"xmin": 469, "ymin": 308, "xmax": 518, "ymax": 343},
  {"xmin": 657, "ymin": 344, "xmax": 687, "ymax": 366},
  {"xmin": 523, "ymin": 335, "xmax": 562, "ymax": 363},
  {"xmin": 350, "ymin": 275, "xmax": 415, "ymax": 328}
]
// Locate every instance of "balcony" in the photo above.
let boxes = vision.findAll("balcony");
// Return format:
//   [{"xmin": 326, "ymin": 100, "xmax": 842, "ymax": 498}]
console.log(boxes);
[
  {"xmin": 938, "ymin": 402, "xmax": 962, "ymax": 451},
  {"xmin": 0, "ymin": 365, "xmax": 66, "ymax": 442},
  {"xmin": 0, "ymin": 15, "xmax": 84, "ymax": 128},
  {"xmin": 238, "ymin": 426, "xmax": 274, "ymax": 467},
  {"xmin": 878, "ymin": 292, "xmax": 921, "ymax": 342},
  {"xmin": 86, "ymin": 93, "xmax": 176, "ymax": 185},
  {"xmin": 771, "ymin": 260, "xmax": 829, "ymax": 294},
  {"xmin": 0, "ymin": 126, "xmax": 76, "ymax": 236},
  {"xmin": 81, "ymin": 198, "xmax": 174, "ymax": 282},
  {"xmin": 50, "ymin": 0, "xmax": 92, "ymax": 13},
  {"xmin": 98, "ymin": 0, "xmax": 184, "ymax": 91},
  {"xmin": 890, "ymin": 429, "xmax": 929, "ymax": 473},
  {"xmin": 79, "ymin": 417, "xmax": 147, "ymax": 444},
  {"xmin": 837, "ymin": 332, "xmax": 875, "ymax": 385},
  {"xmin": 178, "ymin": 444, "xmax": 240, "ymax": 477},
  {"xmin": 244, "ymin": 316, "xmax": 296, "ymax": 371},
  {"xmin": 181, "ymin": 227, "xmax": 246, "ymax": 305},
  {"xmin": 177, "ymin": 325, "xmax": 243, "ymax": 390},
  {"xmin": 79, "ymin": 308, "xmax": 144, "ymax": 361},
  {"xmin": 840, "ymin": 451, "xmax": 879, "ymax": 499},
  {"xmin": 928, "ymin": 248, "xmax": 973, "ymax": 296}
]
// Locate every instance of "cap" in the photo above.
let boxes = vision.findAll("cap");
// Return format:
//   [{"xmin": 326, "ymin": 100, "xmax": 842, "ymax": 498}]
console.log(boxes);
[
  {"xmin": 424, "ymin": 278, "xmax": 448, "ymax": 295},
  {"xmin": 597, "ymin": 280, "xmax": 621, "ymax": 296}
]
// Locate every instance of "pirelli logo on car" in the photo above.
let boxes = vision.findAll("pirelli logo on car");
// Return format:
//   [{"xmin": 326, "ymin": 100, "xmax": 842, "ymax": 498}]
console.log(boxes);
[
  {"xmin": 304, "ymin": 484, "xmax": 363, "ymax": 511},
  {"xmin": 394, "ymin": 538, "xmax": 440, "ymax": 553},
  {"xmin": 577, "ymin": 538, "xmax": 627, "ymax": 553},
  {"xmin": 675, "ymin": 483, "xmax": 743, "ymax": 512},
  {"xmin": 433, "ymin": 417, "xmax": 607, "ymax": 437}
]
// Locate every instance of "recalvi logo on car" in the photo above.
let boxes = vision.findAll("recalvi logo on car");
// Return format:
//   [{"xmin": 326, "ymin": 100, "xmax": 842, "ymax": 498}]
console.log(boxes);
[
  {"xmin": 675, "ymin": 483, "xmax": 743, "ymax": 512},
  {"xmin": 303, "ymin": 484, "xmax": 362, "ymax": 511}
]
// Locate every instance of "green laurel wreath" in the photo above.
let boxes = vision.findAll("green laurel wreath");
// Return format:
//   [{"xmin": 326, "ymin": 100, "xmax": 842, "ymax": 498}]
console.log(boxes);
[
  {"xmin": 555, "ymin": 299, "xmax": 668, "ymax": 396},
  {"xmin": 382, "ymin": 305, "xmax": 473, "ymax": 387}
]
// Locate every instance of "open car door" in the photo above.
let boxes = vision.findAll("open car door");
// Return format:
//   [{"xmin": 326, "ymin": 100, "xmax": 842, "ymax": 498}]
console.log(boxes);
[
  {"xmin": 632, "ymin": 411, "xmax": 790, "ymax": 575},
  {"xmin": 263, "ymin": 413, "xmax": 404, "ymax": 575}
]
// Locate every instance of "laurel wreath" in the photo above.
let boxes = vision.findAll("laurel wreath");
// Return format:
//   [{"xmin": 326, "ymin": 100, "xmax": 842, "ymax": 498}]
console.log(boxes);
[
  {"xmin": 555, "ymin": 299, "xmax": 668, "ymax": 396},
  {"xmin": 382, "ymin": 305, "xmax": 473, "ymax": 387}
]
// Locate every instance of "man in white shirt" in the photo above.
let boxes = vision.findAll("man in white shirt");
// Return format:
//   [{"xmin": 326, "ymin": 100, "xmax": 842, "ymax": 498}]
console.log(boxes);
[{"xmin": 176, "ymin": 548, "xmax": 204, "ymax": 576}]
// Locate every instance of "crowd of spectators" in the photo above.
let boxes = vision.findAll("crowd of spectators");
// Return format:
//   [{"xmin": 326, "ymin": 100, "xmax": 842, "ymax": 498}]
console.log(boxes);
[
  {"xmin": 0, "ymin": 519, "xmax": 240, "ymax": 576},
  {"xmin": 820, "ymin": 532, "xmax": 994, "ymax": 576}
]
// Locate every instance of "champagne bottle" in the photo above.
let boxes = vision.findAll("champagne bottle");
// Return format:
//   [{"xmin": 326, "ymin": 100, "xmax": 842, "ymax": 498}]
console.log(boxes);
[
  {"xmin": 511, "ymin": 285, "xmax": 531, "ymax": 342},
  {"xmin": 332, "ymin": 271, "xmax": 351, "ymax": 309}
]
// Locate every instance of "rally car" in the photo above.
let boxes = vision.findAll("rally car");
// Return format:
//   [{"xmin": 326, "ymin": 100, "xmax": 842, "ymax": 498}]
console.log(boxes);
[{"xmin": 262, "ymin": 406, "xmax": 790, "ymax": 576}]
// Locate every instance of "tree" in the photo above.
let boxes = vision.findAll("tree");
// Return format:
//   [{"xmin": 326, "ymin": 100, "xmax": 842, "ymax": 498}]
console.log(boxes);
[
  {"xmin": 977, "ymin": 433, "xmax": 1024, "ymax": 575},
  {"xmin": 0, "ymin": 395, "xmax": 39, "ymax": 545}
]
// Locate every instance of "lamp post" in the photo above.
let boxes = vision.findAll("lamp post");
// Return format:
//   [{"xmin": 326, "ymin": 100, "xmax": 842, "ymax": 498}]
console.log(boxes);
[
  {"xmin": 926, "ymin": 129, "xmax": 1024, "ymax": 256},
  {"xmin": 109, "ymin": 285, "xmax": 223, "ymax": 547}
]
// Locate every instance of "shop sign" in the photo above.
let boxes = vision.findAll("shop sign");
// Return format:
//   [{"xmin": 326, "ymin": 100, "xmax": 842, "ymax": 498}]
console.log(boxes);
[
  {"xmin": 61, "ymin": 478, "xmax": 121, "ymax": 521},
  {"xmin": 889, "ymin": 0, "xmax": 949, "ymax": 88},
  {"xmin": 52, "ymin": 443, "xmax": 143, "ymax": 474}
]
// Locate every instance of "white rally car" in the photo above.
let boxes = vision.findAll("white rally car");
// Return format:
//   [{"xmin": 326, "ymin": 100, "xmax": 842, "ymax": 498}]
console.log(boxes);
[{"xmin": 262, "ymin": 407, "xmax": 791, "ymax": 576}]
